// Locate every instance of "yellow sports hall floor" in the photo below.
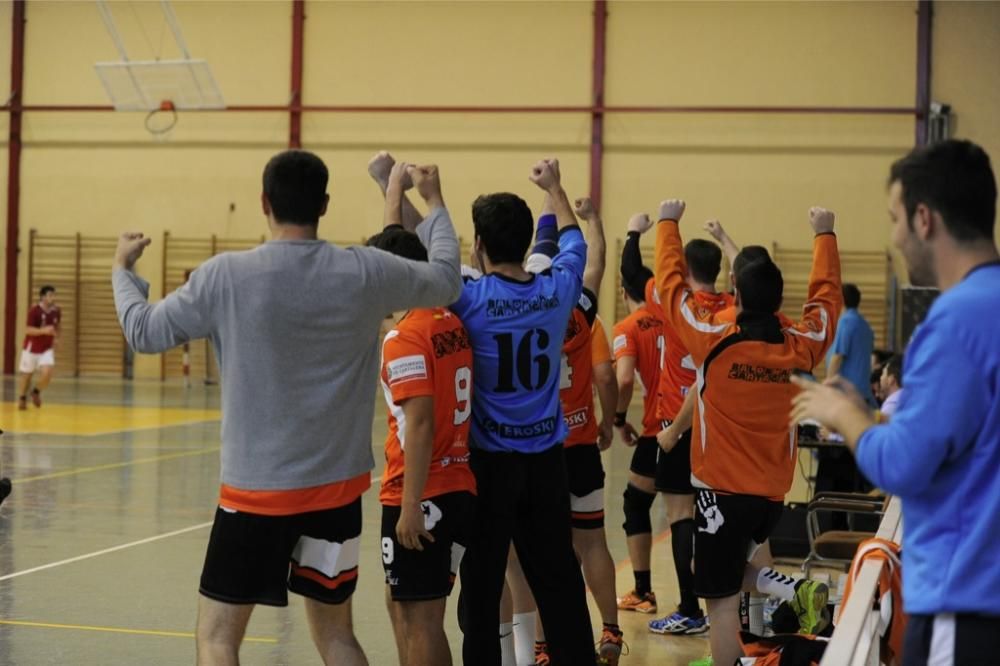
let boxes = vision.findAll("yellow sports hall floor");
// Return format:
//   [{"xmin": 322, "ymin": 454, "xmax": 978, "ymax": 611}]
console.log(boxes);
[{"xmin": 0, "ymin": 377, "xmax": 786, "ymax": 665}]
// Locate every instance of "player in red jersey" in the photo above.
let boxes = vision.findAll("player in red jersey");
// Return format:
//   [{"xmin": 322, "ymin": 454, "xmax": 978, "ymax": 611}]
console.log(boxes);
[{"xmin": 19, "ymin": 285, "xmax": 62, "ymax": 410}]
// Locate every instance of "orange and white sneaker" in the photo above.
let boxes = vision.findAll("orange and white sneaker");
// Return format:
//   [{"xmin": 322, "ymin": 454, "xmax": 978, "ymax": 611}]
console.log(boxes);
[
  {"xmin": 597, "ymin": 626, "xmax": 627, "ymax": 665},
  {"xmin": 617, "ymin": 589, "xmax": 657, "ymax": 614}
]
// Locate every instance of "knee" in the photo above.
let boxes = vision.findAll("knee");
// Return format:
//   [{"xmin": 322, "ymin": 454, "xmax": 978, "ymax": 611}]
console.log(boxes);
[{"xmin": 622, "ymin": 484, "xmax": 655, "ymax": 536}]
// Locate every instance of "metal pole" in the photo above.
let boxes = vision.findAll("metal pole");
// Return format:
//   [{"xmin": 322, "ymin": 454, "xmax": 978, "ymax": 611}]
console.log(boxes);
[
  {"xmin": 589, "ymin": 0, "xmax": 607, "ymax": 213},
  {"xmin": 5, "ymin": 1, "xmax": 26, "ymax": 375},
  {"xmin": 289, "ymin": 0, "xmax": 305, "ymax": 148},
  {"xmin": 915, "ymin": 0, "xmax": 933, "ymax": 146},
  {"xmin": 74, "ymin": 233, "xmax": 81, "ymax": 377}
]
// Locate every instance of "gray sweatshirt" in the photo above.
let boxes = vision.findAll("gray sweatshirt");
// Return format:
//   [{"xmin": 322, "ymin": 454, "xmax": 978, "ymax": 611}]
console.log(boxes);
[{"xmin": 112, "ymin": 208, "xmax": 462, "ymax": 491}]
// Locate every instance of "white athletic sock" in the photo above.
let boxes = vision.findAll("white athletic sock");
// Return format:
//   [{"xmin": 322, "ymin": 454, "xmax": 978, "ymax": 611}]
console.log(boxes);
[
  {"xmin": 500, "ymin": 622, "xmax": 516, "ymax": 666},
  {"xmin": 512, "ymin": 612, "xmax": 537, "ymax": 666},
  {"xmin": 756, "ymin": 567, "xmax": 797, "ymax": 602}
]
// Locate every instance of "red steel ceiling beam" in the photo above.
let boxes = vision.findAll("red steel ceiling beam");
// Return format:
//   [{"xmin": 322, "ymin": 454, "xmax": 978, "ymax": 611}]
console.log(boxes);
[
  {"xmin": 589, "ymin": 0, "xmax": 608, "ymax": 213},
  {"xmin": 289, "ymin": 0, "xmax": 305, "ymax": 148},
  {"xmin": 5, "ymin": 0, "xmax": 26, "ymax": 375},
  {"xmin": 4, "ymin": 103, "xmax": 921, "ymax": 115},
  {"xmin": 915, "ymin": 0, "xmax": 932, "ymax": 146}
]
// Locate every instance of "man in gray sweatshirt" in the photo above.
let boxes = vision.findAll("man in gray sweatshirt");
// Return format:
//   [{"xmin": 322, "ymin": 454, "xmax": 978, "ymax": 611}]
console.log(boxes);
[{"xmin": 112, "ymin": 150, "xmax": 462, "ymax": 665}]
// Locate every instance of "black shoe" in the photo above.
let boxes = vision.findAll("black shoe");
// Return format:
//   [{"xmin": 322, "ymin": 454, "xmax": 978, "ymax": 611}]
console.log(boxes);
[{"xmin": 0, "ymin": 477, "xmax": 11, "ymax": 506}]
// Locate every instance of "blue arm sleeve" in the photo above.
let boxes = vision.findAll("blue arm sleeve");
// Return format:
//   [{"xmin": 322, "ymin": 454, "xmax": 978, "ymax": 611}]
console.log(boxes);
[
  {"xmin": 531, "ymin": 214, "xmax": 559, "ymax": 259},
  {"xmin": 855, "ymin": 319, "xmax": 990, "ymax": 495},
  {"xmin": 552, "ymin": 225, "xmax": 586, "ymax": 280}
]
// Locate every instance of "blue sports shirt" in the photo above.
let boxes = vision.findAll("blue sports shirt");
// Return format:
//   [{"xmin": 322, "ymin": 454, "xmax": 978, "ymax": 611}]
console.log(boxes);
[
  {"xmin": 827, "ymin": 308, "xmax": 876, "ymax": 406},
  {"xmin": 855, "ymin": 261, "xmax": 1000, "ymax": 615},
  {"xmin": 450, "ymin": 225, "xmax": 586, "ymax": 453}
]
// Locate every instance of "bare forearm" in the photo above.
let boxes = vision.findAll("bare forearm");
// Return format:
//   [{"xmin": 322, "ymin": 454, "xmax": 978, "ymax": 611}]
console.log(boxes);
[
  {"xmin": 549, "ymin": 186, "xmax": 576, "ymax": 231},
  {"xmin": 594, "ymin": 363, "xmax": 618, "ymax": 425},
  {"xmin": 719, "ymin": 234, "xmax": 740, "ymax": 265},
  {"xmin": 835, "ymin": 406, "xmax": 876, "ymax": 454},
  {"xmin": 673, "ymin": 387, "xmax": 696, "ymax": 432},
  {"xmin": 582, "ymin": 214, "xmax": 606, "ymax": 295},
  {"xmin": 401, "ymin": 423, "xmax": 434, "ymax": 507},
  {"xmin": 374, "ymin": 176, "xmax": 424, "ymax": 232},
  {"xmin": 24, "ymin": 327, "xmax": 50, "ymax": 336},
  {"xmin": 616, "ymin": 378, "xmax": 634, "ymax": 413}
]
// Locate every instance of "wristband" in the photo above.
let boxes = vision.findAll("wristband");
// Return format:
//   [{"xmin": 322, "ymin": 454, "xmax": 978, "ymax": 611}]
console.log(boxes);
[{"xmin": 613, "ymin": 411, "xmax": 627, "ymax": 428}]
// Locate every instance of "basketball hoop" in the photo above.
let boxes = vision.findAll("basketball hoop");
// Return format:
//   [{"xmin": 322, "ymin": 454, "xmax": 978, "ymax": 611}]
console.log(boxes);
[
  {"xmin": 145, "ymin": 100, "xmax": 178, "ymax": 142},
  {"xmin": 93, "ymin": 0, "xmax": 225, "ymax": 141}
]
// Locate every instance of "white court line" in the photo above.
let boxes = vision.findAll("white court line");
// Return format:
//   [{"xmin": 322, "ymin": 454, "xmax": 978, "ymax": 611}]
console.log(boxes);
[{"xmin": 0, "ymin": 521, "xmax": 213, "ymax": 582}]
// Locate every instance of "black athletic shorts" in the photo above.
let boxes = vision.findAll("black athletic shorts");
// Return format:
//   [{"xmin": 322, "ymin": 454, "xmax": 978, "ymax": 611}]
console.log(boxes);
[
  {"xmin": 629, "ymin": 423, "xmax": 695, "ymax": 494},
  {"xmin": 904, "ymin": 613, "xmax": 1000, "ymax": 666},
  {"xmin": 693, "ymin": 490, "xmax": 783, "ymax": 599},
  {"xmin": 200, "ymin": 498, "xmax": 362, "ymax": 607},
  {"xmin": 381, "ymin": 491, "xmax": 474, "ymax": 601},
  {"xmin": 565, "ymin": 444, "xmax": 606, "ymax": 529}
]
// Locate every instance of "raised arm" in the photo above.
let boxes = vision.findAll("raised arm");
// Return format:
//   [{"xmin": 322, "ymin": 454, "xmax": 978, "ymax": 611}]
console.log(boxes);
[
  {"xmin": 786, "ymin": 207, "xmax": 843, "ymax": 370},
  {"xmin": 383, "ymin": 161, "xmax": 413, "ymax": 229},
  {"xmin": 112, "ymin": 232, "xmax": 212, "ymax": 354},
  {"xmin": 703, "ymin": 219, "xmax": 740, "ymax": 266},
  {"xmin": 529, "ymin": 159, "xmax": 586, "ymax": 283},
  {"xmin": 369, "ymin": 151, "xmax": 424, "ymax": 232},
  {"xmin": 378, "ymin": 165, "xmax": 463, "ymax": 313},
  {"xmin": 654, "ymin": 199, "xmax": 728, "ymax": 366},
  {"xmin": 529, "ymin": 159, "xmax": 576, "ymax": 232},
  {"xmin": 621, "ymin": 213, "xmax": 653, "ymax": 296},
  {"xmin": 575, "ymin": 197, "xmax": 606, "ymax": 296}
]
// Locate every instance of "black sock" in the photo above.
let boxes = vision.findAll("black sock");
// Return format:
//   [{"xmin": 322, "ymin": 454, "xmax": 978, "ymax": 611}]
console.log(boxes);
[
  {"xmin": 31, "ymin": 388, "xmax": 39, "ymax": 395},
  {"xmin": 603, "ymin": 622, "xmax": 621, "ymax": 635},
  {"xmin": 634, "ymin": 570, "xmax": 651, "ymax": 596},
  {"xmin": 671, "ymin": 518, "xmax": 700, "ymax": 617}
]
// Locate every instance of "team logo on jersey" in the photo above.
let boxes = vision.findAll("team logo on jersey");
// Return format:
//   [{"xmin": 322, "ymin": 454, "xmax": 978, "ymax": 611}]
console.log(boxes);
[
  {"xmin": 727, "ymin": 363, "xmax": 791, "ymax": 384},
  {"xmin": 486, "ymin": 295, "xmax": 560, "ymax": 319},
  {"xmin": 564, "ymin": 313, "xmax": 582, "ymax": 342},
  {"xmin": 431, "ymin": 327, "xmax": 471, "ymax": 358},
  {"xmin": 636, "ymin": 317, "xmax": 661, "ymax": 331},
  {"xmin": 564, "ymin": 407, "xmax": 589, "ymax": 429},
  {"xmin": 387, "ymin": 355, "xmax": 428, "ymax": 384}
]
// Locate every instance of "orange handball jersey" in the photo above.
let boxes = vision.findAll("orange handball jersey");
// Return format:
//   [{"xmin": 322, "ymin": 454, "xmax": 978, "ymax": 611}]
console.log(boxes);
[
  {"xmin": 379, "ymin": 307, "xmax": 476, "ymax": 506},
  {"xmin": 613, "ymin": 305, "xmax": 665, "ymax": 437},
  {"xmin": 646, "ymin": 277, "xmax": 733, "ymax": 421},
  {"xmin": 655, "ymin": 221, "xmax": 842, "ymax": 500},
  {"xmin": 591, "ymin": 315, "xmax": 612, "ymax": 367},
  {"xmin": 560, "ymin": 288, "xmax": 599, "ymax": 447}
]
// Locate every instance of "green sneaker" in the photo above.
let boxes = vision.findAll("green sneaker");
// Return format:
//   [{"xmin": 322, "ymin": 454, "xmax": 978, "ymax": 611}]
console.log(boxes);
[
  {"xmin": 790, "ymin": 579, "xmax": 831, "ymax": 635},
  {"xmin": 688, "ymin": 658, "xmax": 713, "ymax": 666}
]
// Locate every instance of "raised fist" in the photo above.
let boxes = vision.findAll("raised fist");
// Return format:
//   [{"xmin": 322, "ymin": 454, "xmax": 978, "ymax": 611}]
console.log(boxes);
[
  {"xmin": 703, "ymin": 219, "xmax": 726, "ymax": 241},
  {"xmin": 367, "ymin": 151, "xmax": 395, "ymax": 182},
  {"xmin": 114, "ymin": 231, "xmax": 152, "ymax": 270},
  {"xmin": 658, "ymin": 199, "xmax": 686, "ymax": 222},
  {"xmin": 529, "ymin": 158, "xmax": 561, "ymax": 191},
  {"xmin": 809, "ymin": 207, "xmax": 835, "ymax": 235},
  {"xmin": 408, "ymin": 165, "xmax": 442, "ymax": 202},
  {"xmin": 627, "ymin": 213, "xmax": 653, "ymax": 235},
  {"xmin": 574, "ymin": 197, "xmax": 596, "ymax": 221},
  {"xmin": 387, "ymin": 161, "xmax": 414, "ymax": 191}
]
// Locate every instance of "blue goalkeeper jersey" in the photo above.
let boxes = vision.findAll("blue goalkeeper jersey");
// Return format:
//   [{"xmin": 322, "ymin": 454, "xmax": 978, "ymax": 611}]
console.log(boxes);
[{"xmin": 450, "ymin": 225, "xmax": 586, "ymax": 453}]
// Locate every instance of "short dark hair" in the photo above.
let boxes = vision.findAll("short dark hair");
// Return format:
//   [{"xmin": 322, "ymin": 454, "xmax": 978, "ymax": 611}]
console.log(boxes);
[
  {"xmin": 888, "ymin": 139, "xmax": 997, "ymax": 243},
  {"xmin": 884, "ymin": 353, "xmax": 904, "ymax": 388},
  {"xmin": 843, "ymin": 283, "xmax": 861, "ymax": 308},
  {"xmin": 624, "ymin": 267, "xmax": 653, "ymax": 303},
  {"xmin": 685, "ymin": 239, "xmax": 722, "ymax": 285},
  {"xmin": 472, "ymin": 193, "xmax": 534, "ymax": 265},
  {"xmin": 40, "ymin": 285, "xmax": 55, "ymax": 298},
  {"xmin": 732, "ymin": 245, "xmax": 771, "ymax": 276},
  {"xmin": 735, "ymin": 259, "xmax": 783, "ymax": 314},
  {"xmin": 366, "ymin": 227, "xmax": 428, "ymax": 263},
  {"xmin": 262, "ymin": 150, "xmax": 329, "ymax": 225}
]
